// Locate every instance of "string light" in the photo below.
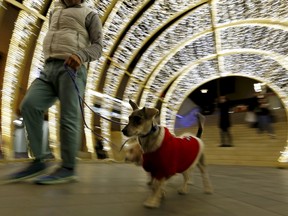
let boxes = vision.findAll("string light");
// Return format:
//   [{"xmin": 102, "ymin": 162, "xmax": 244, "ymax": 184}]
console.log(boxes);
[
  {"xmin": 1, "ymin": 10, "xmax": 38, "ymax": 158},
  {"xmin": 124, "ymin": 3, "xmax": 211, "ymax": 107},
  {"xmin": 88, "ymin": 0, "xmax": 148, "ymax": 151},
  {"xmin": 99, "ymin": 0, "xmax": 207, "ymax": 149},
  {"xmin": 0, "ymin": 0, "xmax": 7, "ymax": 10},
  {"xmin": 27, "ymin": 19, "xmax": 48, "ymax": 87},
  {"xmin": 23, "ymin": 0, "xmax": 46, "ymax": 12}
]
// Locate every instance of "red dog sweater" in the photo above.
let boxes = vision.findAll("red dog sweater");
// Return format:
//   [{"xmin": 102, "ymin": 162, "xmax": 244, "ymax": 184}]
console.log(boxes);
[{"xmin": 142, "ymin": 127, "xmax": 203, "ymax": 180}]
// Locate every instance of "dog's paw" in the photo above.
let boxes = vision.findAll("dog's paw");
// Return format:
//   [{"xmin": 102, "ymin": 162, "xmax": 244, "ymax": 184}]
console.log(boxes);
[
  {"xmin": 203, "ymin": 181, "xmax": 214, "ymax": 194},
  {"xmin": 178, "ymin": 188, "xmax": 188, "ymax": 195},
  {"xmin": 178, "ymin": 183, "xmax": 189, "ymax": 195},
  {"xmin": 188, "ymin": 179, "xmax": 194, "ymax": 185},
  {"xmin": 204, "ymin": 187, "xmax": 214, "ymax": 194},
  {"xmin": 143, "ymin": 198, "xmax": 161, "ymax": 208}
]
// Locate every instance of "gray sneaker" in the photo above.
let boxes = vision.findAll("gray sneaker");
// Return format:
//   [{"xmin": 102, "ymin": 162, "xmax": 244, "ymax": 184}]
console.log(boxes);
[
  {"xmin": 7, "ymin": 160, "xmax": 46, "ymax": 183},
  {"xmin": 34, "ymin": 167, "xmax": 77, "ymax": 185}
]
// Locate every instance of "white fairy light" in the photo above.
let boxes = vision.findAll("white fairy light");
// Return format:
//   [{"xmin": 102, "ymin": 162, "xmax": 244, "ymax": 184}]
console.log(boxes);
[
  {"xmin": 100, "ymin": 0, "xmax": 206, "ymax": 147},
  {"xmin": 1, "ymin": 10, "xmax": 38, "ymax": 158},
  {"xmin": 0, "ymin": 0, "xmax": 7, "ymax": 10}
]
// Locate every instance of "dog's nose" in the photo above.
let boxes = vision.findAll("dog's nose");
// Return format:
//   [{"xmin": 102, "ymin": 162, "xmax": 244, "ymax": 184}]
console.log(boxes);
[{"xmin": 122, "ymin": 128, "xmax": 127, "ymax": 136}]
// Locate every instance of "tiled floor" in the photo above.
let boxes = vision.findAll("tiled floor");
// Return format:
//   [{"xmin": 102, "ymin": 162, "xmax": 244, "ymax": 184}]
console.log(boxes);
[{"xmin": 0, "ymin": 161, "xmax": 288, "ymax": 216}]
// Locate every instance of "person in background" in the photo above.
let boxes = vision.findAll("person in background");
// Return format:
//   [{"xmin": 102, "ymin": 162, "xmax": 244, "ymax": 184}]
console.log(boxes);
[
  {"xmin": 218, "ymin": 95, "xmax": 233, "ymax": 147},
  {"xmin": 7, "ymin": 0, "xmax": 103, "ymax": 184},
  {"xmin": 255, "ymin": 97, "xmax": 275, "ymax": 138},
  {"xmin": 245, "ymin": 94, "xmax": 259, "ymax": 128}
]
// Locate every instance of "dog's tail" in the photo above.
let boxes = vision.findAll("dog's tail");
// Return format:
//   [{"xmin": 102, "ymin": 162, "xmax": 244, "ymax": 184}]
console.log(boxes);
[{"xmin": 196, "ymin": 113, "xmax": 205, "ymax": 138}]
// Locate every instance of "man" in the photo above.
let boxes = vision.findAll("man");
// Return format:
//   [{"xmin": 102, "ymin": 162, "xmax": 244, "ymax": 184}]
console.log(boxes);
[
  {"xmin": 218, "ymin": 95, "xmax": 233, "ymax": 147},
  {"xmin": 8, "ymin": 0, "xmax": 103, "ymax": 184}
]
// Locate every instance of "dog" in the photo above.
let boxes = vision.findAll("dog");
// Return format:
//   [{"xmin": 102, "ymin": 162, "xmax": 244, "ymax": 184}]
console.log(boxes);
[
  {"xmin": 123, "ymin": 139, "xmax": 155, "ymax": 185},
  {"xmin": 123, "ymin": 138, "xmax": 143, "ymax": 166},
  {"xmin": 122, "ymin": 100, "xmax": 213, "ymax": 208}
]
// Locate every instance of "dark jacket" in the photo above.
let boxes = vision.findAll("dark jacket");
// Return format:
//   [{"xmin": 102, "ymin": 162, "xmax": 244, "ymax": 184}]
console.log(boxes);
[{"xmin": 218, "ymin": 101, "xmax": 231, "ymax": 130}]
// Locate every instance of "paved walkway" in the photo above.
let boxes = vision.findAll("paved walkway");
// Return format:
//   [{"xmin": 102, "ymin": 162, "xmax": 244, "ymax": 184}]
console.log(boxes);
[{"xmin": 0, "ymin": 162, "xmax": 287, "ymax": 216}]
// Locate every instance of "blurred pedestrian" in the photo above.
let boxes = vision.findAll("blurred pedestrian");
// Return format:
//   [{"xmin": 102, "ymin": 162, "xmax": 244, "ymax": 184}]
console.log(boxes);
[
  {"xmin": 245, "ymin": 94, "xmax": 259, "ymax": 128},
  {"xmin": 218, "ymin": 96, "xmax": 233, "ymax": 147},
  {"xmin": 255, "ymin": 97, "xmax": 275, "ymax": 138}
]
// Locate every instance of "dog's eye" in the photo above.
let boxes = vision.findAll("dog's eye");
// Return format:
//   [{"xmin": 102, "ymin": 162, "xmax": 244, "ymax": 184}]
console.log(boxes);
[{"xmin": 133, "ymin": 116, "xmax": 142, "ymax": 125}]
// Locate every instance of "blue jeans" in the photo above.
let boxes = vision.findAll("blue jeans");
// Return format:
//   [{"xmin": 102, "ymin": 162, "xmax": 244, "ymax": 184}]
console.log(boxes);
[{"xmin": 20, "ymin": 60, "xmax": 87, "ymax": 168}]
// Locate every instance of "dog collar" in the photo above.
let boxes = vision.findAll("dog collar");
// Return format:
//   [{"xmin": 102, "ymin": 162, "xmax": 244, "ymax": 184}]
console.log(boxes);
[{"xmin": 140, "ymin": 124, "xmax": 158, "ymax": 138}]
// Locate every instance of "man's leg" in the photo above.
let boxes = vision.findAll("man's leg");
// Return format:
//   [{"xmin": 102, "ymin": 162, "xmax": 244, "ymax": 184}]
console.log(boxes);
[
  {"xmin": 58, "ymin": 65, "xmax": 87, "ymax": 169},
  {"xmin": 21, "ymin": 79, "xmax": 57, "ymax": 159},
  {"xmin": 34, "ymin": 63, "xmax": 87, "ymax": 184},
  {"xmin": 226, "ymin": 129, "xmax": 233, "ymax": 146},
  {"xmin": 7, "ymin": 77, "xmax": 56, "ymax": 182},
  {"xmin": 258, "ymin": 116, "xmax": 264, "ymax": 133},
  {"xmin": 220, "ymin": 129, "xmax": 225, "ymax": 146}
]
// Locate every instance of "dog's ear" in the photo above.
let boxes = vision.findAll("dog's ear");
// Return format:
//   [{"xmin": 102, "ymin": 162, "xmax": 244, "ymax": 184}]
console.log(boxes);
[
  {"xmin": 143, "ymin": 107, "xmax": 159, "ymax": 119},
  {"xmin": 129, "ymin": 100, "xmax": 139, "ymax": 110}
]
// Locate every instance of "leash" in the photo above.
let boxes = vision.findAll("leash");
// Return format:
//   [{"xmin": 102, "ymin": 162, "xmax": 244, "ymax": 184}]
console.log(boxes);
[
  {"xmin": 65, "ymin": 64, "xmax": 126, "ymax": 151},
  {"xmin": 119, "ymin": 138, "xmax": 132, "ymax": 152},
  {"xmin": 65, "ymin": 65, "xmax": 127, "ymax": 125}
]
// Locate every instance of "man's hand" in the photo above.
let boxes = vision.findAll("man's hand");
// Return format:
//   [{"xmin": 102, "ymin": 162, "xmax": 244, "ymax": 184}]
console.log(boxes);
[{"xmin": 64, "ymin": 54, "xmax": 82, "ymax": 71}]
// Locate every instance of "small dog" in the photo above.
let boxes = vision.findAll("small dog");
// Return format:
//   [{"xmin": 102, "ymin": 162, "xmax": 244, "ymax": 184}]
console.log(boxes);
[
  {"xmin": 122, "ymin": 100, "xmax": 213, "ymax": 208},
  {"xmin": 123, "ymin": 138, "xmax": 143, "ymax": 166},
  {"xmin": 123, "ymin": 139, "xmax": 155, "ymax": 185}
]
